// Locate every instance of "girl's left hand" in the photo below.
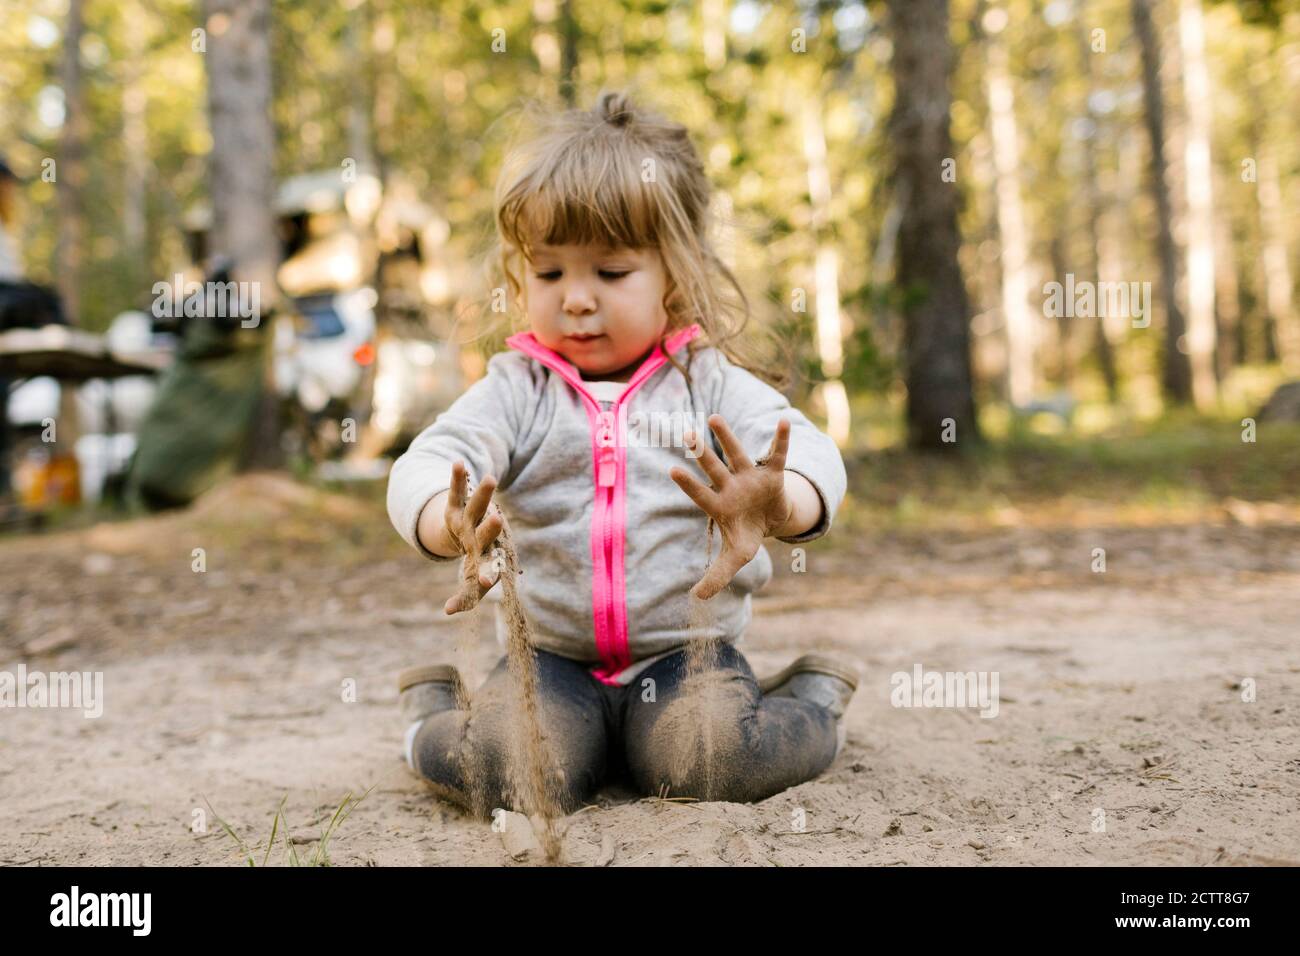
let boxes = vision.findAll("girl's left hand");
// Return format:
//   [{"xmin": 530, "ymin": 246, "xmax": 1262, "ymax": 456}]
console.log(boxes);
[{"xmin": 669, "ymin": 413, "xmax": 793, "ymax": 601}]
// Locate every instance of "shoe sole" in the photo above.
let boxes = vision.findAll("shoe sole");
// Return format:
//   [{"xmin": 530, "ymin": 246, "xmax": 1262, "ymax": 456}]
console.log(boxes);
[
  {"xmin": 758, "ymin": 653, "xmax": 860, "ymax": 695},
  {"xmin": 397, "ymin": 663, "xmax": 462, "ymax": 693}
]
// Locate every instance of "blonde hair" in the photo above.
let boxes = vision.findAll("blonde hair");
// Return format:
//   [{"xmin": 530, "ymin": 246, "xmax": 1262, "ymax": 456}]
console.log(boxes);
[{"xmin": 477, "ymin": 89, "xmax": 788, "ymax": 390}]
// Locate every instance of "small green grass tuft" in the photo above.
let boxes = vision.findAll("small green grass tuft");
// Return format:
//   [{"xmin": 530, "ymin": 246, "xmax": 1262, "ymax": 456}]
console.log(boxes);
[{"xmin": 204, "ymin": 787, "xmax": 374, "ymax": 867}]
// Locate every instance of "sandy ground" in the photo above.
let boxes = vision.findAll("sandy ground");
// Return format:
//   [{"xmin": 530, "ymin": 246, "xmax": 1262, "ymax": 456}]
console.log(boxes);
[{"xmin": 2, "ymin": 475, "xmax": 1297, "ymax": 866}]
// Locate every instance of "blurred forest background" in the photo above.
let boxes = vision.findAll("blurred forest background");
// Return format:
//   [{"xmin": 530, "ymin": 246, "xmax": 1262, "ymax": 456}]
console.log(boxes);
[{"xmin": 1, "ymin": 0, "xmax": 1298, "ymax": 525}]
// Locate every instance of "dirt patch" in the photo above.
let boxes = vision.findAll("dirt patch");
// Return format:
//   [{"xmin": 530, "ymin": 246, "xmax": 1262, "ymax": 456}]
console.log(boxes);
[{"xmin": 2, "ymin": 476, "xmax": 1298, "ymax": 866}]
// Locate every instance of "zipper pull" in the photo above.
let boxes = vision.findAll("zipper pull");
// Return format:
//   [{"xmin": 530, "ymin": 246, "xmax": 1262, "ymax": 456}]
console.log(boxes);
[
  {"xmin": 595, "ymin": 408, "xmax": 617, "ymax": 487},
  {"xmin": 597, "ymin": 447, "xmax": 616, "ymax": 487},
  {"xmin": 596, "ymin": 409, "xmax": 616, "ymax": 444}
]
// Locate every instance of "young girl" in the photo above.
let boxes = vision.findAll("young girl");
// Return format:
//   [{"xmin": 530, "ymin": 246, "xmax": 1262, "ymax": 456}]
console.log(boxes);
[{"xmin": 386, "ymin": 91, "xmax": 857, "ymax": 817}]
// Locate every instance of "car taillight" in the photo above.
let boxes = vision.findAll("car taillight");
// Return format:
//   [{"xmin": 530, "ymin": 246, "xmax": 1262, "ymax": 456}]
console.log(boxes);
[{"xmin": 353, "ymin": 342, "xmax": 376, "ymax": 366}]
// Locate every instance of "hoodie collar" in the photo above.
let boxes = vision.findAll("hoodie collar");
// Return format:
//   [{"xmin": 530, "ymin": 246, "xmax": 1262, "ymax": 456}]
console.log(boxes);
[{"xmin": 504, "ymin": 323, "xmax": 702, "ymax": 381}]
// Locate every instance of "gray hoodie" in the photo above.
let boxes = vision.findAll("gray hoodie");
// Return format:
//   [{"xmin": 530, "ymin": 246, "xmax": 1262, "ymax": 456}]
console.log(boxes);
[{"xmin": 386, "ymin": 322, "xmax": 847, "ymax": 685}]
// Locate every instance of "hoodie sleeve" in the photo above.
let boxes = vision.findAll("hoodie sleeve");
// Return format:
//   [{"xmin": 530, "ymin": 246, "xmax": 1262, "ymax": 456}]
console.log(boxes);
[
  {"xmin": 386, "ymin": 350, "xmax": 532, "ymax": 561},
  {"xmin": 701, "ymin": 349, "xmax": 848, "ymax": 544}
]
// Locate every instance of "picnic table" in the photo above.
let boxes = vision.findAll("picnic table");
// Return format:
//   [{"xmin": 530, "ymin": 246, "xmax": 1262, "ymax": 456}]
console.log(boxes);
[
  {"xmin": 0, "ymin": 324, "xmax": 171, "ymax": 506},
  {"xmin": 0, "ymin": 324, "xmax": 169, "ymax": 380}
]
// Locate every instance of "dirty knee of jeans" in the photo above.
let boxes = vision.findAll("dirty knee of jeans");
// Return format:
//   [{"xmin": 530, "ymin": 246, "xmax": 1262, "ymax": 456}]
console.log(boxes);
[{"xmin": 636, "ymin": 690, "xmax": 754, "ymax": 799}]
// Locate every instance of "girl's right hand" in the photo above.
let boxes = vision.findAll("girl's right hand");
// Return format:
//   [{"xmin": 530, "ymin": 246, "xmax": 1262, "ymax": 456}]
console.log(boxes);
[{"xmin": 441, "ymin": 460, "xmax": 506, "ymax": 615}]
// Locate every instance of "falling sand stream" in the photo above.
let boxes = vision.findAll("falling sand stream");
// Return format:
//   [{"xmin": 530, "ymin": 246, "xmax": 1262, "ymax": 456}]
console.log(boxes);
[{"xmin": 451, "ymin": 517, "xmax": 564, "ymax": 863}]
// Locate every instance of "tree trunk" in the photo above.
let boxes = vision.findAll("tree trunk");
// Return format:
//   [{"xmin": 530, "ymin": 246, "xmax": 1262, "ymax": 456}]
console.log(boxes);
[
  {"xmin": 797, "ymin": 88, "xmax": 850, "ymax": 446},
  {"xmin": 54, "ymin": 0, "xmax": 88, "ymax": 459},
  {"xmin": 345, "ymin": 5, "xmax": 376, "ymax": 175},
  {"xmin": 57, "ymin": 0, "xmax": 86, "ymax": 327},
  {"xmin": 204, "ymin": 0, "xmax": 283, "ymax": 470},
  {"xmin": 1131, "ymin": 0, "xmax": 1193, "ymax": 404},
  {"xmin": 371, "ymin": 1, "xmax": 397, "ymax": 169},
  {"xmin": 1213, "ymin": 203, "xmax": 1240, "ymax": 376},
  {"xmin": 1257, "ymin": 147, "xmax": 1298, "ymax": 368},
  {"xmin": 1099, "ymin": 129, "xmax": 1144, "ymax": 387},
  {"xmin": 983, "ymin": 10, "xmax": 1037, "ymax": 408},
  {"xmin": 887, "ymin": 0, "xmax": 979, "ymax": 450},
  {"xmin": 1075, "ymin": 7, "xmax": 1119, "ymax": 401},
  {"xmin": 122, "ymin": 4, "xmax": 149, "ymax": 286},
  {"xmin": 560, "ymin": 0, "xmax": 579, "ymax": 105},
  {"xmin": 1049, "ymin": 235, "xmax": 1073, "ymax": 387},
  {"xmin": 1177, "ymin": 0, "xmax": 1219, "ymax": 408},
  {"xmin": 870, "ymin": 184, "xmax": 905, "ymax": 358}
]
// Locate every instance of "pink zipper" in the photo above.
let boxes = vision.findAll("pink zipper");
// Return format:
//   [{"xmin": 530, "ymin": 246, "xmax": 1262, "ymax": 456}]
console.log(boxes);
[{"xmin": 506, "ymin": 324, "xmax": 702, "ymax": 682}]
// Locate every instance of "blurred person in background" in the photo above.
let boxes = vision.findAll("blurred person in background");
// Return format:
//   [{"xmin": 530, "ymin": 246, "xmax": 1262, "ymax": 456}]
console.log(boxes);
[{"xmin": 0, "ymin": 155, "xmax": 66, "ymax": 327}]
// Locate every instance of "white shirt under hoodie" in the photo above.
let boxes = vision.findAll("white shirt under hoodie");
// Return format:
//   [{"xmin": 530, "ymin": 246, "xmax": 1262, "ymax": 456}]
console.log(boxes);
[{"xmin": 386, "ymin": 323, "xmax": 848, "ymax": 686}]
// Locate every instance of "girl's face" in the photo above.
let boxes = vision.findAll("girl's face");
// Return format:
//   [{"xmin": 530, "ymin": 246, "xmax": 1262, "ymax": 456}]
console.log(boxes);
[{"xmin": 524, "ymin": 242, "xmax": 670, "ymax": 381}]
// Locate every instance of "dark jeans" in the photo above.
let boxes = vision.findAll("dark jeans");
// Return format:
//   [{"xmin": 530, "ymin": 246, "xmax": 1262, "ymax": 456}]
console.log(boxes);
[{"xmin": 409, "ymin": 642, "xmax": 839, "ymax": 817}]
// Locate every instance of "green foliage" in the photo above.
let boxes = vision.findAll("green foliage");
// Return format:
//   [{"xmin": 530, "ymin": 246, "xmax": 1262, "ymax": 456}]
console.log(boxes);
[
  {"xmin": 845, "ymin": 412, "xmax": 1300, "ymax": 528},
  {"xmin": 0, "ymin": 0, "xmax": 1294, "ymax": 416},
  {"xmin": 1211, "ymin": 0, "xmax": 1300, "ymax": 28}
]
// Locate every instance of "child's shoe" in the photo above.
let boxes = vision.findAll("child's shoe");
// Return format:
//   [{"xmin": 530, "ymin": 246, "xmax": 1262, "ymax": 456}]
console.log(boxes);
[
  {"xmin": 397, "ymin": 664, "xmax": 465, "ymax": 769},
  {"xmin": 759, "ymin": 654, "xmax": 859, "ymax": 757},
  {"xmin": 397, "ymin": 664, "xmax": 465, "ymax": 724}
]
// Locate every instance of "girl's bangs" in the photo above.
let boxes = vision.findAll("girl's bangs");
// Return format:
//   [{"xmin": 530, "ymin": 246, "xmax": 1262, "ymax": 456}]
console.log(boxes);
[{"xmin": 500, "ymin": 157, "xmax": 662, "ymax": 257}]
